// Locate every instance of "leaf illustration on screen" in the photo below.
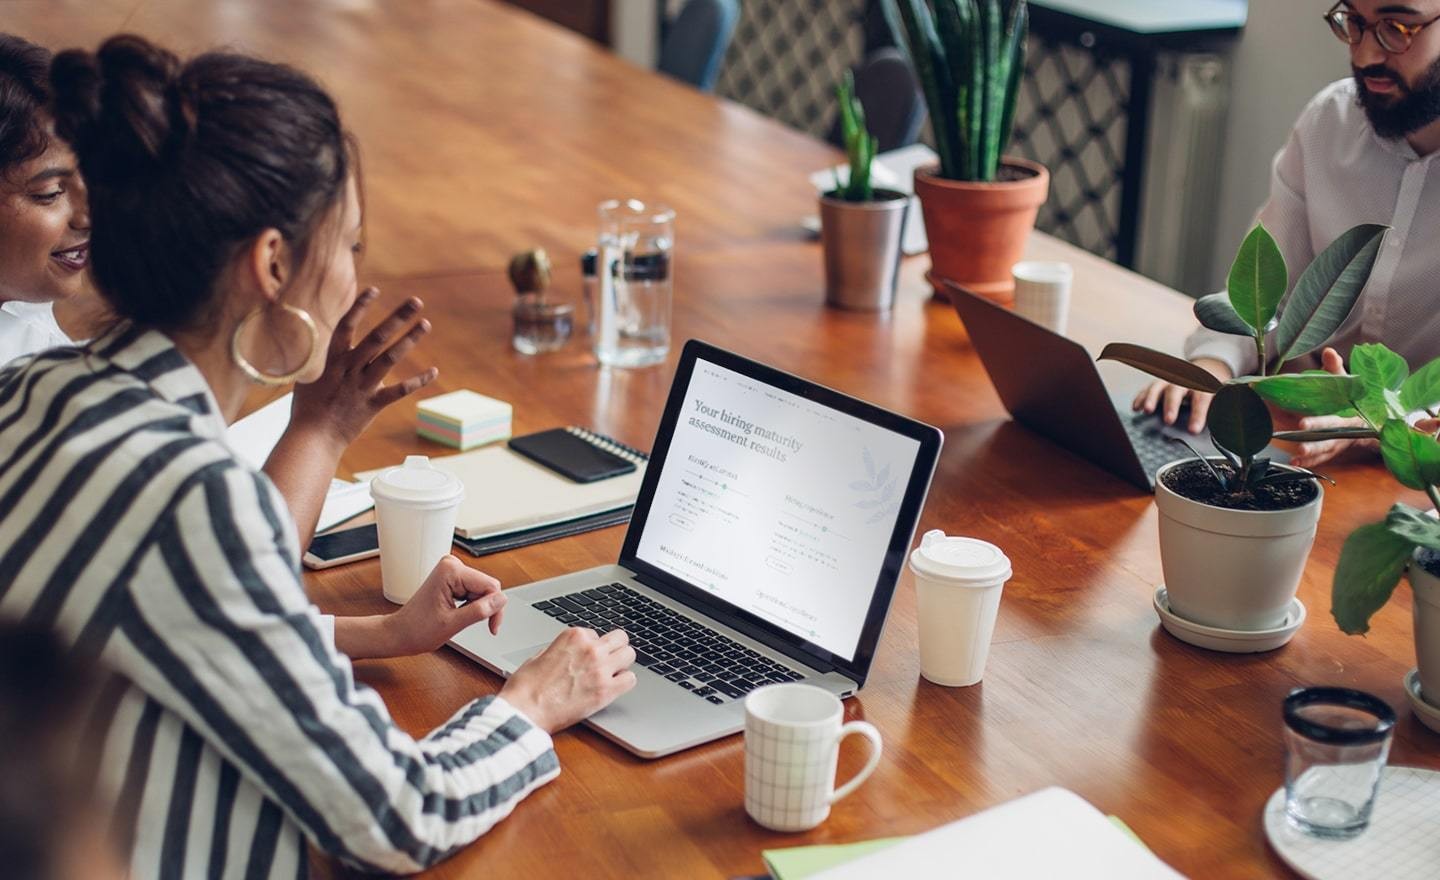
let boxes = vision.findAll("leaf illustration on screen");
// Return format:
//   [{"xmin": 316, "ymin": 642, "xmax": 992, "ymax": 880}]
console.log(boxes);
[
  {"xmin": 862, "ymin": 447, "xmax": 876, "ymax": 480},
  {"xmin": 852, "ymin": 447, "xmax": 899, "ymax": 526}
]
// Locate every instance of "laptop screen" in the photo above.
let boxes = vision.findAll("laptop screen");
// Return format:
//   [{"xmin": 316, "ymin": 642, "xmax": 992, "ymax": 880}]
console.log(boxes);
[{"xmin": 632, "ymin": 356, "xmax": 923, "ymax": 662}]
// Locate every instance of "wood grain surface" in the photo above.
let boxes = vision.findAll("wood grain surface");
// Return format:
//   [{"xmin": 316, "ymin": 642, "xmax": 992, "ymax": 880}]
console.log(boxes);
[{"xmin": 7, "ymin": 2, "xmax": 1436, "ymax": 878}]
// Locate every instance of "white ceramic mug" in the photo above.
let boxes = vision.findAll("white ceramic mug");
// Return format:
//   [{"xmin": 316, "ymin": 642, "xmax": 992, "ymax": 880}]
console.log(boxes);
[
  {"xmin": 908, "ymin": 529, "xmax": 1013, "ymax": 687},
  {"xmin": 370, "ymin": 455, "xmax": 465, "ymax": 604},
  {"xmin": 744, "ymin": 683, "xmax": 882, "ymax": 832},
  {"xmin": 1012, "ymin": 260, "xmax": 1073, "ymax": 335}
]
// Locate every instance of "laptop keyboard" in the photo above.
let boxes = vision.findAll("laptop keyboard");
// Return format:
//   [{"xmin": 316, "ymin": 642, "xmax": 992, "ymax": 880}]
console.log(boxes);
[
  {"xmin": 1122, "ymin": 412, "xmax": 1194, "ymax": 478},
  {"xmin": 532, "ymin": 583, "xmax": 805, "ymax": 705}
]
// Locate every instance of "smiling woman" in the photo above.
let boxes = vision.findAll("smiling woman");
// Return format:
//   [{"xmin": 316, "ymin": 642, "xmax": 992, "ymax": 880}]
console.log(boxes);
[{"xmin": 0, "ymin": 33, "xmax": 94, "ymax": 366}]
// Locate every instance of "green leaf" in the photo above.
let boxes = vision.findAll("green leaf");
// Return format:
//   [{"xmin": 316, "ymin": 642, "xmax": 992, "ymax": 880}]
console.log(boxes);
[
  {"xmin": 1245, "ymin": 373, "xmax": 1364, "ymax": 417},
  {"xmin": 1401, "ymin": 356, "xmax": 1440, "ymax": 413},
  {"xmin": 1274, "ymin": 224, "xmax": 1388, "ymax": 364},
  {"xmin": 1098, "ymin": 343, "xmax": 1225, "ymax": 393},
  {"xmin": 1385, "ymin": 503, "xmax": 1440, "ymax": 552},
  {"xmin": 1351, "ymin": 343, "xmax": 1409, "ymax": 427},
  {"xmin": 1379, "ymin": 419, "xmax": 1440, "ymax": 490},
  {"xmin": 1273, "ymin": 427, "xmax": 1379, "ymax": 442},
  {"xmin": 1207, "ymin": 384, "xmax": 1273, "ymax": 459},
  {"xmin": 1332, "ymin": 522, "xmax": 1415, "ymax": 635},
  {"xmin": 1226, "ymin": 223, "xmax": 1287, "ymax": 336},
  {"xmin": 1193, "ymin": 292, "xmax": 1256, "ymax": 338}
]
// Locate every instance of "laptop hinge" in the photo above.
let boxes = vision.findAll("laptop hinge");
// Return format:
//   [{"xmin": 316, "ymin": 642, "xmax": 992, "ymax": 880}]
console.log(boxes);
[{"xmin": 631, "ymin": 571, "xmax": 838, "ymax": 674}]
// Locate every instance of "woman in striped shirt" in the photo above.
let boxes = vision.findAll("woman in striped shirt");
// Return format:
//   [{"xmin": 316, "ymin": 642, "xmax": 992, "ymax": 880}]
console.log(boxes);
[{"xmin": 0, "ymin": 34, "xmax": 636, "ymax": 878}]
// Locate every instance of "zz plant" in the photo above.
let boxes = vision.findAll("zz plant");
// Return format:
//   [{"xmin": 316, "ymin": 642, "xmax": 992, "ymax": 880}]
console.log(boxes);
[
  {"xmin": 881, "ymin": 0, "xmax": 1027, "ymax": 182},
  {"xmin": 1100, "ymin": 222, "xmax": 1390, "ymax": 500},
  {"xmin": 833, "ymin": 70, "xmax": 878, "ymax": 202}
]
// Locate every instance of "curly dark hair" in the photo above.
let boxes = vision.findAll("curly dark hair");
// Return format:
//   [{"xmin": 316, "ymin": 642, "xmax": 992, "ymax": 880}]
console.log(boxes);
[{"xmin": 0, "ymin": 33, "xmax": 53, "ymax": 177}]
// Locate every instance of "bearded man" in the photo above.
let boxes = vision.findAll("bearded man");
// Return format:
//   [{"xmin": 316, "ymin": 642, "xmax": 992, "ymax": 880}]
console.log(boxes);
[{"xmin": 1135, "ymin": 1, "xmax": 1440, "ymax": 466}]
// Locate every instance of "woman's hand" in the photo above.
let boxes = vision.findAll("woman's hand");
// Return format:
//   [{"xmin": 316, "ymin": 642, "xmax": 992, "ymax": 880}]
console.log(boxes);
[
  {"xmin": 290, "ymin": 287, "xmax": 439, "ymax": 447},
  {"xmin": 335, "ymin": 556, "xmax": 507, "ymax": 660},
  {"xmin": 1289, "ymin": 348, "xmax": 1376, "ymax": 470},
  {"xmin": 1132, "ymin": 357, "xmax": 1233, "ymax": 434}
]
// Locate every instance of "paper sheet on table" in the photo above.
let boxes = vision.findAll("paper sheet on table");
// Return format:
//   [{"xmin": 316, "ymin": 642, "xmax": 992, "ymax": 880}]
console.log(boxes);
[
  {"xmin": 226, "ymin": 392, "xmax": 374, "ymax": 532},
  {"xmin": 808, "ymin": 143, "xmax": 937, "ymax": 255},
  {"xmin": 809, "ymin": 788, "xmax": 1186, "ymax": 880},
  {"xmin": 762, "ymin": 838, "xmax": 906, "ymax": 880}
]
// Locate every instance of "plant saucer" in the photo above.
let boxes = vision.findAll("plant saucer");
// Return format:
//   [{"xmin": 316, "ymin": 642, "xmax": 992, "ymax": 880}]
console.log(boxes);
[
  {"xmin": 1152, "ymin": 585, "xmax": 1305, "ymax": 653},
  {"xmin": 1402, "ymin": 668, "xmax": 1440, "ymax": 734}
]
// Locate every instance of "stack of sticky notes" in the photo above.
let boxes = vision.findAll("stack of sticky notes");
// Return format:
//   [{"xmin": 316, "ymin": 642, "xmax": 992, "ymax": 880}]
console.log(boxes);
[{"xmin": 417, "ymin": 390, "xmax": 512, "ymax": 450}]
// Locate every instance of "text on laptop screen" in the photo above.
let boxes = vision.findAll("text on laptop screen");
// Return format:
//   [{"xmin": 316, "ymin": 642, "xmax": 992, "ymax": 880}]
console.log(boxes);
[{"xmin": 635, "ymin": 359, "xmax": 922, "ymax": 661}]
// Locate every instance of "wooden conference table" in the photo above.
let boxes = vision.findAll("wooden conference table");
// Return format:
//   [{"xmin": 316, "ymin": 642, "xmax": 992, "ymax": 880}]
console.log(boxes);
[{"xmin": 10, "ymin": 1, "xmax": 1438, "ymax": 877}]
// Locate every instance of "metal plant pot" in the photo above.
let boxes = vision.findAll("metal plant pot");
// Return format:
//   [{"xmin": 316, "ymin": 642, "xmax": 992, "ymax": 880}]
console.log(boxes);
[{"xmin": 819, "ymin": 189, "xmax": 909, "ymax": 311}]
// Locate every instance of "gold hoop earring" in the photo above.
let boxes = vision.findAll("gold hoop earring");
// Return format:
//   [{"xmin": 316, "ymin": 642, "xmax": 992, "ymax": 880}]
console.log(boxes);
[{"xmin": 230, "ymin": 303, "xmax": 319, "ymax": 386}]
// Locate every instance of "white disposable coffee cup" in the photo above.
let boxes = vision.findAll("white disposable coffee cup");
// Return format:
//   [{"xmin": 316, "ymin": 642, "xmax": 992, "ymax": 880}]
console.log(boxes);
[
  {"xmin": 744, "ymin": 683, "xmax": 882, "ymax": 832},
  {"xmin": 908, "ymin": 529, "xmax": 1013, "ymax": 687},
  {"xmin": 1012, "ymin": 261, "xmax": 1073, "ymax": 335},
  {"xmin": 370, "ymin": 455, "xmax": 465, "ymax": 604}
]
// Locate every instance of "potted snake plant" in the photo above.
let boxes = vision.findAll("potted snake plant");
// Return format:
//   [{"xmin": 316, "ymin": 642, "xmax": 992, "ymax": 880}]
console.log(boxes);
[
  {"xmin": 1326, "ymin": 356, "xmax": 1440, "ymax": 728},
  {"xmin": 1100, "ymin": 223, "xmax": 1388, "ymax": 637},
  {"xmin": 821, "ymin": 71, "xmax": 910, "ymax": 311},
  {"xmin": 882, "ymin": 0, "xmax": 1047, "ymax": 306}
]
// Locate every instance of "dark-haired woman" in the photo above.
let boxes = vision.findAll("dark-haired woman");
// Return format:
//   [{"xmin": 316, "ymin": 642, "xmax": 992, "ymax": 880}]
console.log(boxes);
[
  {"xmin": 0, "ymin": 34, "xmax": 635, "ymax": 878},
  {"xmin": 0, "ymin": 33, "xmax": 97, "ymax": 364}
]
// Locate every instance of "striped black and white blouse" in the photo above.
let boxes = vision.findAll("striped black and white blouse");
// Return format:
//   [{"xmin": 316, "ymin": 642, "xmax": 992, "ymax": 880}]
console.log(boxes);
[{"xmin": 0, "ymin": 326, "xmax": 560, "ymax": 877}]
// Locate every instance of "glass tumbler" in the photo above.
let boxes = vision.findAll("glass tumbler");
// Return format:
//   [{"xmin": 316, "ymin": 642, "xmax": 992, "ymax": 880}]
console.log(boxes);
[
  {"xmin": 1282, "ymin": 687, "xmax": 1395, "ymax": 839},
  {"xmin": 595, "ymin": 199, "xmax": 674, "ymax": 368}
]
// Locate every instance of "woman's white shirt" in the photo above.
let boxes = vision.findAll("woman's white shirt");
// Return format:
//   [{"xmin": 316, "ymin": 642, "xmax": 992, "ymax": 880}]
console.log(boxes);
[{"xmin": 0, "ymin": 299, "xmax": 71, "ymax": 366}]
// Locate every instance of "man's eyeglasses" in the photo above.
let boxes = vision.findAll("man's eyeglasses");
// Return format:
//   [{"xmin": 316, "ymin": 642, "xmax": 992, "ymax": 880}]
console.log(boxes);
[{"xmin": 1325, "ymin": 2, "xmax": 1440, "ymax": 54}]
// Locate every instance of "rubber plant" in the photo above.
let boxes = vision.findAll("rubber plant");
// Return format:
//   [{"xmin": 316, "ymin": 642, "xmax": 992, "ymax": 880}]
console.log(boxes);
[
  {"xmin": 832, "ymin": 70, "xmax": 877, "ymax": 201},
  {"xmin": 1099, "ymin": 222, "xmax": 1390, "ymax": 501},
  {"xmin": 880, "ymin": 0, "xmax": 1027, "ymax": 182}
]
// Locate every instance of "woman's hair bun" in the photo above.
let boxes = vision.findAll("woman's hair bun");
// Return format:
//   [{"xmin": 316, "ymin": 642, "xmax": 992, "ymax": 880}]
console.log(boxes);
[{"xmin": 50, "ymin": 34, "xmax": 187, "ymax": 182}]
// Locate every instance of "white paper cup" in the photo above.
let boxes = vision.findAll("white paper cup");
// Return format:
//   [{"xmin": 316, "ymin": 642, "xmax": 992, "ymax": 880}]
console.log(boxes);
[
  {"xmin": 744, "ymin": 683, "xmax": 882, "ymax": 832},
  {"xmin": 908, "ymin": 530, "xmax": 1013, "ymax": 687},
  {"xmin": 1012, "ymin": 261, "xmax": 1073, "ymax": 335},
  {"xmin": 370, "ymin": 455, "xmax": 465, "ymax": 604}
]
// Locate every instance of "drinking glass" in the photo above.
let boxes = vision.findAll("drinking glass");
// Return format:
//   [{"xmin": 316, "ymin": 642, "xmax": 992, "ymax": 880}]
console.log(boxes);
[
  {"xmin": 595, "ymin": 199, "xmax": 674, "ymax": 368},
  {"xmin": 1283, "ymin": 687, "xmax": 1395, "ymax": 839}
]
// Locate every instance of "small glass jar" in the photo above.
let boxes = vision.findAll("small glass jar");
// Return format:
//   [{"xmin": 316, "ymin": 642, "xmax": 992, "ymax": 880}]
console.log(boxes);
[
  {"xmin": 580, "ymin": 248, "xmax": 598, "ymax": 336},
  {"xmin": 512, "ymin": 294, "xmax": 574, "ymax": 354}
]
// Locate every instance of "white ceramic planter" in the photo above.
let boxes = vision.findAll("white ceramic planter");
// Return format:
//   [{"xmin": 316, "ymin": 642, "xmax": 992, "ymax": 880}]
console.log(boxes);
[
  {"xmin": 1154, "ymin": 460, "xmax": 1323, "ymax": 631},
  {"xmin": 1412, "ymin": 555, "xmax": 1440, "ymax": 704}
]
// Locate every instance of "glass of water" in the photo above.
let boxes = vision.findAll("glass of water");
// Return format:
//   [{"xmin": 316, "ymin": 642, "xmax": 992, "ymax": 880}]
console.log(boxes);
[
  {"xmin": 1283, "ymin": 687, "xmax": 1395, "ymax": 839},
  {"xmin": 595, "ymin": 199, "xmax": 674, "ymax": 368}
]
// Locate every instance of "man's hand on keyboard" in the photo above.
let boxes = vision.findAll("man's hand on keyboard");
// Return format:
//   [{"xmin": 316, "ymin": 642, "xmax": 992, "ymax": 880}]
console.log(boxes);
[{"xmin": 501, "ymin": 627, "xmax": 637, "ymax": 733}]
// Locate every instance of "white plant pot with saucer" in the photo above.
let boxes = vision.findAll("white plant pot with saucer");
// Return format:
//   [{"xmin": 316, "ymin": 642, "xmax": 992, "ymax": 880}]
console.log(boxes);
[
  {"xmin": 1153, "ymin": 459, "xmax": 1323, "ymax": 642},
  {"xmin": 1411, "ymin": 551, "xmax": 1440, "ymax": 712}
]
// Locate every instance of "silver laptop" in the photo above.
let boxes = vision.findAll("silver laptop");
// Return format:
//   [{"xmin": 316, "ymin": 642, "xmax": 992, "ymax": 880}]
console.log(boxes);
[
  {"xmin": 944, "ymin": 281, "xmax": 1284, "ymax": 491},
  {"xmin": 450, "ymin": 340, "xmax": 943, "ymax": 758}
]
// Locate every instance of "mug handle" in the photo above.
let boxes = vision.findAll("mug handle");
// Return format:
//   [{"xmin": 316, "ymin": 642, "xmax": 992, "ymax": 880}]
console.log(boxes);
[{"xmin": 827, "ymin": 720, "xmax": 883, "ymax": 805}]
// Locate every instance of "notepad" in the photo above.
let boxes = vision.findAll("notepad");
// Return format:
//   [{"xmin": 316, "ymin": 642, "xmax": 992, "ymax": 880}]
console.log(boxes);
[
  {"xmin": 355, "ymin": 427, "xmax": 647, "ymax": 540},
  {"xmin": 806, "ymin": 788, "xmax": 1183, "ymax": 880}
]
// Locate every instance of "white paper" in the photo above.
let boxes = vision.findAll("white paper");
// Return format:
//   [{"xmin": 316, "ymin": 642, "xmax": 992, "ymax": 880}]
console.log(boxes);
[
  {"xmin": 807, "ymin": 144, "xmax": 938, "ymax": 255},
  {"xmin": 811, "ymin": 788, "xmax": 1186, "ymax": 880},
  {"xmin": 227, "ymin": 393, "xmax": 375, "ymax": 532}
]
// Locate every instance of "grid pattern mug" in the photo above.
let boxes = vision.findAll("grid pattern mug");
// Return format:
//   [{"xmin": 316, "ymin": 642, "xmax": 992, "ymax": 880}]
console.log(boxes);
[{"xmin": 744, "ymin": 683, "xmax": 882, "ymax": 832}]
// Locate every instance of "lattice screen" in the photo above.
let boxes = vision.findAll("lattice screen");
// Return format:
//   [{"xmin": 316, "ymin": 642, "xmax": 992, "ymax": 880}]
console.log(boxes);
[{"xmin": 714, "ymin": 0, "xmax": 867, "ymax": 137}]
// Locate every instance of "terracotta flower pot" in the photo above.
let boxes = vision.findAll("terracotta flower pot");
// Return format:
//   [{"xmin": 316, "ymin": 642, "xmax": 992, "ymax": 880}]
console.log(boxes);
[{"xmin": 914, "ymin": 157, "xmax": 1049, "ymax": 307}]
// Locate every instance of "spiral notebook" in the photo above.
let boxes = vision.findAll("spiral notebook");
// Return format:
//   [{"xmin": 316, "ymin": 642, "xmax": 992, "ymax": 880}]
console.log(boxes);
[{"xmin": 355, "ymin": 427, "xmax": 648, "ymax": 545}]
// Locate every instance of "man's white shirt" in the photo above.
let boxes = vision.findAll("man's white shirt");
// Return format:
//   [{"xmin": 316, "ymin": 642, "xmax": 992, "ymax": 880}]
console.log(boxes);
[{"xmin": 1186, "ymin": 78, "xmax": 1440, "ymax": 376}]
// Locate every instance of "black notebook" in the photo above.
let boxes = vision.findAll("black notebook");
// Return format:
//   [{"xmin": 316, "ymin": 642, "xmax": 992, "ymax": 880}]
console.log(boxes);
[{"xmin": 508, "ymin": 427, "xmax": 637, "ymax": 483}]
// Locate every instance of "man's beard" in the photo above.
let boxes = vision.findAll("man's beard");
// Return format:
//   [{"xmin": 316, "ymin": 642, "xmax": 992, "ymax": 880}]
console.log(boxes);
[{"xmin": 1354, "ymin": 57, "xmax": 1440, "ymax": 139}]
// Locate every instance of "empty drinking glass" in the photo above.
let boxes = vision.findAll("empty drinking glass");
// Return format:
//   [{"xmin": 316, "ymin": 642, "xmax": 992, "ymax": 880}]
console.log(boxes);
[
  {"xmin": 594, "ymin": 199, "xmax": 673, "ymax": 368},
  {"xmin": 1282, "ymin": 687, "xmax": 1395, "ymax": 839}
]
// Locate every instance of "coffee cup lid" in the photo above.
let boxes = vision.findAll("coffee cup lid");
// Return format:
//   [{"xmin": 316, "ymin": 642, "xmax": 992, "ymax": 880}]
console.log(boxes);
[
  {"xmin": 370, "ymin": 455, "xmax": 465, "ymax": 509},
  {"xmin": 908, "ymin": 530, "xmax": 1012, "ymax": 586}
]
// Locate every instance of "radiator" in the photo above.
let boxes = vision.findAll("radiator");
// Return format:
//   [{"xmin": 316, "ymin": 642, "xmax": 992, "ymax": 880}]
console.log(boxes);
[{"xmin": 1135, "ymin": 53, "xmax": 1231, "ymax": 298}]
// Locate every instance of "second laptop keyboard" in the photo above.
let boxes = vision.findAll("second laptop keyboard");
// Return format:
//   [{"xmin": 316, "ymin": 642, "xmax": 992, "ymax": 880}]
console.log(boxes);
[{"xmin": 532, "ymin": 583, "xmax": 804, "ymax": 705}]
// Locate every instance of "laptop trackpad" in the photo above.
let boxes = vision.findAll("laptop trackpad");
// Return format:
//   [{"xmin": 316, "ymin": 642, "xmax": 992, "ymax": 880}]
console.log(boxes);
[{"xmin": 503, "ymin": 644, "xmax": 548, "ymax": 671}]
